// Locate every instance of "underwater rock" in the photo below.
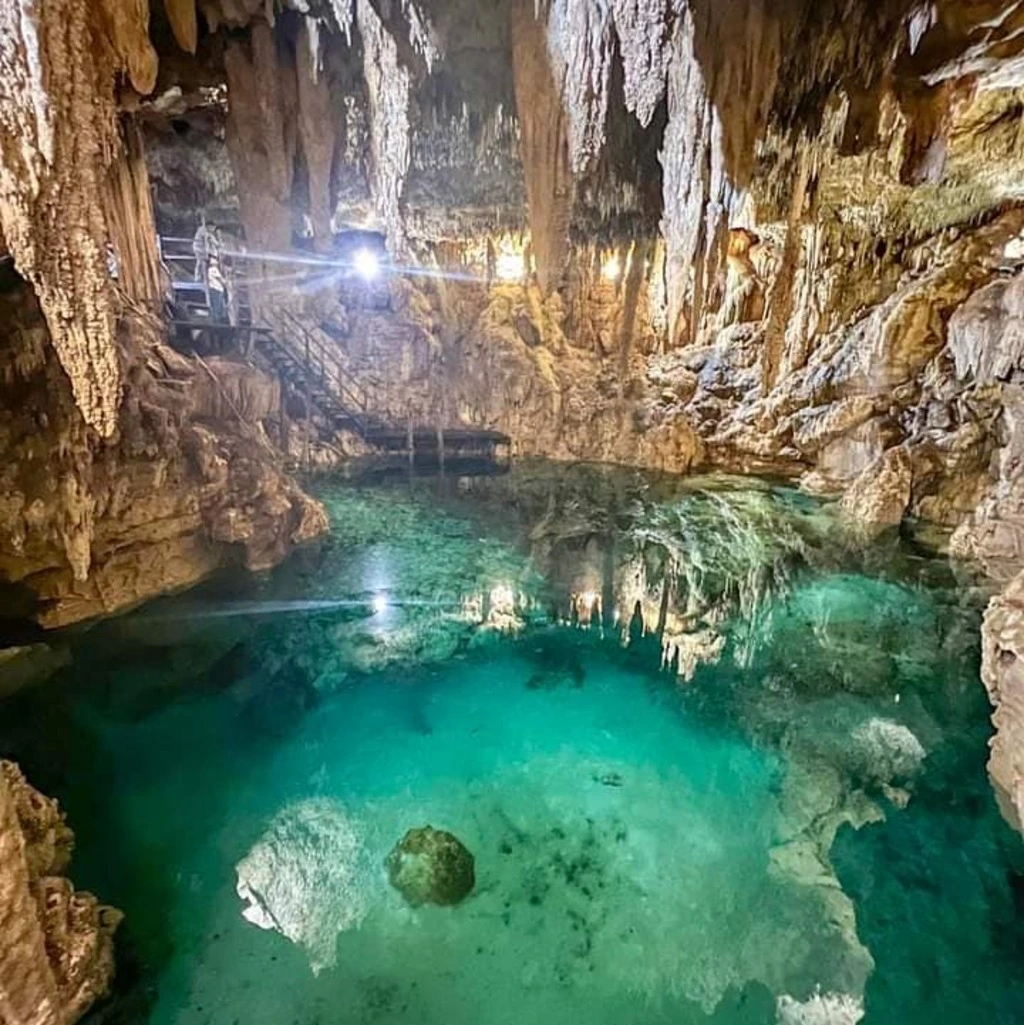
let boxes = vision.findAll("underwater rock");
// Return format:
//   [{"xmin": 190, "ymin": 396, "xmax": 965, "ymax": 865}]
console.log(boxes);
[
  {"xmin": 235, "ymin": 798, "xmax": 367, "ymax": 973},
  {"xmin": 776, "ymin": 990, "xmax": 865, "ymax": 1025},
  {"xmin": 385, "ymin": 826, "xmax": 475, "ymax": 907}
]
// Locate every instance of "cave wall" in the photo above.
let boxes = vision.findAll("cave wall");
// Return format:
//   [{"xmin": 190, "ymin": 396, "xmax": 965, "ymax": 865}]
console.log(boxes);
[
  {"xmin": 0, "ymin": 281, "xmax": 326, "ymax": 628},
  {"xmin": 0, "ymin": 760, "xmax": 119, "ymax": 1025}
]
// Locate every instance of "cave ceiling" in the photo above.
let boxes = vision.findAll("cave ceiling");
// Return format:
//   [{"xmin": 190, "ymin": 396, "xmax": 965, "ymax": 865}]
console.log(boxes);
[
  {"xmin": 139, "ymin": 0, "xmax": 1024, "ymax": 251},
  {"xmin": 5, "ymin": 0, "xmax": 1024, "ymax": 433}
]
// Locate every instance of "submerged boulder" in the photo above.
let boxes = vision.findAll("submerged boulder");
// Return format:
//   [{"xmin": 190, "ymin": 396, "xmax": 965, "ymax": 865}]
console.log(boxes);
[{"xmin": 385, "ymin": 826, "xmax": 475, "ymax": 906}]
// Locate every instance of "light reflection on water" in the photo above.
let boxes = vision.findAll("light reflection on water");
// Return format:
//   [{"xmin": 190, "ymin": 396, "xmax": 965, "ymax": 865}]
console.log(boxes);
[{"xmin": 0, "ymin": 461, "xmax": 1022, "ymax": 1025}]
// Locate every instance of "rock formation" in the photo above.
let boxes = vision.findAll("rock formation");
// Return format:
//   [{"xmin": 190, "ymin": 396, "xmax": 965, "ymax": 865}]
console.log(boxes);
[
  {"xmin": 385, "ymin": 825, "xmax": 476, "ymax": 906},
  {"xmin": 0, "ymin": 282, "xmax": 326, "ymax": 627},
  {"xmin": 4, "ymin": 0, "xmax": 1024, "ymax": 878},
  {"xmin": 0, "ymin": 761, "xmax": 120, "ymax": 1025},
  {"xmin": 981, "ymin": 573, "xmax": 1024, "ymax": 833}
]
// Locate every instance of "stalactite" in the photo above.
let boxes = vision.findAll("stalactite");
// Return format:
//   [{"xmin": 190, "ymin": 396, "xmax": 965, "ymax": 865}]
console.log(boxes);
[
  {"xmin": 618, "ymin": 237, "xmax": 651, "ymax": 395},
  {"xmin": 224, "ymin": 20, "xmax": 295, "ymax": 252},
  {"xmin": 761, "ymin": 145, "xmax": 811, "ymax": 394},
  {"xmin": 612, "ymin": 0, "xmax": 675, "ymax": 128},
  {"xmin": 0, "ymin": 0, "xmax": 159, "ymax": 438},
  {"xmin": 96, "ymin": 0, "xmax": 159, "ymax": 95},
  {"xmin": 163, "ymin": 0, "xmax": 198, "ymax": 53},
  {"xmin": 512, "ymin": 0, "xmax": 573, "ymax": 295},
  {"xmin": 659, "ymin": 5, "xmax": 720, "ymax": 348},
  {"xmin": 356, "ymin": 0, "xmax": 412, "ymax": 255},
  {"xmin": 330, "ymin": 0, "xmax": 355, "ymax": 42},
  {"xmin": 296, "ymin": 19, "xmax": 336, "ymax": 252},
  {"xmin": 104, "ymin": 120, "xmax": 163, "ymax": 302},
  {"xmin": 657, "ymin": 1, "xmax": 789, "ymax": 347},
  {"xmin": 396, "ymin": 0, "xmax": 439, "ymax": 69},
  {"xmin": 545, "ymin": 0, "xmax": 615, "ymax": 173}
]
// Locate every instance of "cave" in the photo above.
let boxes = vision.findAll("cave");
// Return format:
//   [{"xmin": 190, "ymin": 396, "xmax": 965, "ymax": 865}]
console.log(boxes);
[{"xmin": 3, "ymin": 2, "xmax": 1024, "ymax": 1023}]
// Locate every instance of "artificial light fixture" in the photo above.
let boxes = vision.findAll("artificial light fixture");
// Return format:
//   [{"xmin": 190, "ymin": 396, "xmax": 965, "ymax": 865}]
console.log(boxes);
[
  {"xmin": 371, "ymin": 594, "xmax": 389, "ymax": 615},
  {"xmin": 495, "ymin": 251, "xmax": 524, "ymax": 282},
  {"xmin": 354, "ymin": 247, "xmax": 380, "ymax": 281},
  {"xmin": 601, "ymin": 254, "xmax": 621, "ymax": 282}
]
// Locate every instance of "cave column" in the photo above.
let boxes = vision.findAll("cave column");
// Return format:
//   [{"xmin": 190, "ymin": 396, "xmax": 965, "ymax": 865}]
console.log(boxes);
[
  {"xmin": 224, "ymin": 20, "xmax": 296, "ymax": 257},
  {"xmin": 510, "ymin": 0, "xmax": 573, "ymax": 296},
  {"xmin": 296, "ymin": 19, "xmax": 337, "ymax": 253}
]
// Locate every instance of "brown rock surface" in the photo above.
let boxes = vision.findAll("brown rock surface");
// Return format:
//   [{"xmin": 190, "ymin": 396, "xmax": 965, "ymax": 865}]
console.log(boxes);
[
  {"xmin": 982, "ymin": 574, "xmax": 1024, "ymax": 833},
  {"xmin": 839, "ymin": 448, "xmax": 913, "ymax": 539},
  {"xmin": 0, "ymin": 285, "xmax": 326, "ymax": 628},
  {"xmin": 0, "ymin": 761, "xmax": 119, "ymax": 1025}
]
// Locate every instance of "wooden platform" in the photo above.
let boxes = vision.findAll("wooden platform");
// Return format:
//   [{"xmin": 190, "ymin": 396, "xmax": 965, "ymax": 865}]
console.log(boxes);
[{"xmin": 362, "ymin": 425, "xmax": 512, "ymax": 457}]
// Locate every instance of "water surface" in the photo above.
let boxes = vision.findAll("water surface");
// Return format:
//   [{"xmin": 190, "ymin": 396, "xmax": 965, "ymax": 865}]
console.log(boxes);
[{"xmin": 2, "ymin": 461, "xmax": 1023, "ymax": 1025}]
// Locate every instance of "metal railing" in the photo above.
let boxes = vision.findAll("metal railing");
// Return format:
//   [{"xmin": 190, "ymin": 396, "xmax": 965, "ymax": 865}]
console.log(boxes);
[{"xmin": 158, "ymin": 236, "xmax": 372, "ymax": 432}]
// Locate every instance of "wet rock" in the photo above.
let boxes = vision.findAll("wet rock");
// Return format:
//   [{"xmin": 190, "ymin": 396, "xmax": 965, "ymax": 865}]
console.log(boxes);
[
  {"xmin": 236, "ymin": 798, "xmax": 366, "ymax": 973},
  {"xmin": 0, "ymin": 761, "xmax": 120, "ymax": 1025},
  {"xmin": 981, "ymin": 572, "xmax": 1024, "ymax": 833},
  {"xmin": 385, "ymin": 826, "xmax": 475, "ymax": 907},
  {"xmin": 839, "ymin": 447, "xmax": 912, "ymax": 538}
]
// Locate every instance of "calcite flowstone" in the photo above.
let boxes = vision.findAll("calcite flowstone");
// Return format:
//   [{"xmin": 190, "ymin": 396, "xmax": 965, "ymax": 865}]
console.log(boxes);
[{"xmin": 385, "ymin": 826, "xmax": 475, "ymax": 907}]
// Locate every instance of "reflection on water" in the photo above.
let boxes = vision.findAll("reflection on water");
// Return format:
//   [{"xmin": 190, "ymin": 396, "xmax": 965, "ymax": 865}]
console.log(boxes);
[{"xmin": 1, "ymin": 460, "xmax": 1023, "ymax": 1025}]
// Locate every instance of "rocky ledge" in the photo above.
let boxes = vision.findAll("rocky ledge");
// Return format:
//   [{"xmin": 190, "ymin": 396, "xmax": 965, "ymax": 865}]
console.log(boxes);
[{"xmin": 0, "ymin": 761, "xmax": 120, "ymax": 1025}]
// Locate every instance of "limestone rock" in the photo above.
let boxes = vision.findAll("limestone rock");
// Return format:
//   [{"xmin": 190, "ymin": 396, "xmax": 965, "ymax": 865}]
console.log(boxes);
[
  {"xmin": 235, "ymin": 799, "xmax": 366, "ymax": 974},
  {"xmin": 0, "ymin": 284, "xmax": 327, "ymax": 628},
  {"xmin": 981, "ymin": 572, "xmax": 1024, "ymax": 833},
  {"xmin": 385, "ymin": 826, "xmax": 475, "ymax": 907},
  {"xmin": 839, "ymin": 447, "xmax": 913, "ymax": 538},
  {"xmin": 0, "ymin": 761, "xmax": 120, "ymax": 1025}
]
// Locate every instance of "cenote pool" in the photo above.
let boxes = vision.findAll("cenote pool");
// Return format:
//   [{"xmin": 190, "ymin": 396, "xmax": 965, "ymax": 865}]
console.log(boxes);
[{"xmin": 3, "ymin": 461, "xmax": 1024, "ymax": 1025}]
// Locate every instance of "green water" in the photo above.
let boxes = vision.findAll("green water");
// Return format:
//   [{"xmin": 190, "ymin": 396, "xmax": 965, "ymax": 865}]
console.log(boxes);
[{"xmin": 2, "ymin": 461, "xmax": 1023, "ymax": 1025}]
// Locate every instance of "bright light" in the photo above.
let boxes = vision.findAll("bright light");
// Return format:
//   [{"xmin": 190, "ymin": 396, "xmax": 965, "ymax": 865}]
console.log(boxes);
[
  {"xmin": 354, "ymin": 248, "xmax": 380, "ymax": 280},
  {"xmin": 601, "ymin": 254, "xmax": 621, "ymax": 281},
  {"xmin": 495, "ymin": 251, "xmax": 524, "ymax": 282},
  {"xmin": 489, "ymin": 584, "xmax": 515, "ymax": 611},
  {"xmin": 371, "ymin": 594, "xmax": 389, "ymax": 615}
]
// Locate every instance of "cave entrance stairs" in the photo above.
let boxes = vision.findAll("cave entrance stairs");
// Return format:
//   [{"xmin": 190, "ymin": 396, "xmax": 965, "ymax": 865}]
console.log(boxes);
[{"xmin": 157, "ymin": 235, "xmax": 511, "ymax": 461}]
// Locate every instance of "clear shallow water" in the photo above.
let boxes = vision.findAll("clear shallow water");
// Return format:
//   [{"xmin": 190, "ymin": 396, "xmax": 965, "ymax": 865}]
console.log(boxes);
[{"xmin": 2, "ymin": 461, "xmax": 1024, "ymax": 1025}]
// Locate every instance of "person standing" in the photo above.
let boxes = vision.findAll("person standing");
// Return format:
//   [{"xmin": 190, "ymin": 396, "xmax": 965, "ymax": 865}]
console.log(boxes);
[
  {"xmin": 207, "ymin": 249, "xmax": 228, "ymax": 323},
  {"xmin": 192, "ymin": 216, "xmax": 212, "ymax": 286}
]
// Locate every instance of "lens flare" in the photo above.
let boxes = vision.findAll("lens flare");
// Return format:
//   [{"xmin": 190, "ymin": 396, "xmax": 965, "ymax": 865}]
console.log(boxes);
[{"xmin": 354, "ymin": 248, "xmax": 380, "ymax": 280}]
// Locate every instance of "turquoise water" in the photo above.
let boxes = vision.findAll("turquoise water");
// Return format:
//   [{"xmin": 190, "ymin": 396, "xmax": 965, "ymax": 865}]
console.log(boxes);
[{"xmin": 2, "ymin": 461, "xmax": 1024, "ymax": 1024}]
